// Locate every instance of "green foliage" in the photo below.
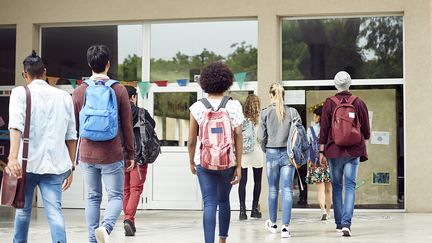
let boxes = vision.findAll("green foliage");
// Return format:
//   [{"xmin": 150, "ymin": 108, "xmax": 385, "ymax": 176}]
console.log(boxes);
[
  {"xmin": 281, "ymin": 16, "xmax": 403, "ymax": 80},
  {"xmin": 118, "ymin": 54, "xmax": 142, "ymax": 81}
]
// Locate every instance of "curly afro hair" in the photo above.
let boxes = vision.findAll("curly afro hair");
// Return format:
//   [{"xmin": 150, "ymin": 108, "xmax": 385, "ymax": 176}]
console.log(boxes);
[{"xmin": 199, "ymin": 62, "xmax": 233, "ymax": 94}]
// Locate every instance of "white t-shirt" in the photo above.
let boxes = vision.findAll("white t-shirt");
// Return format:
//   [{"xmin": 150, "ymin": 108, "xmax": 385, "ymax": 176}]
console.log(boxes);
[{"xmin": 189, "ymin": 98, "xmax": 244, "ymax": 165}]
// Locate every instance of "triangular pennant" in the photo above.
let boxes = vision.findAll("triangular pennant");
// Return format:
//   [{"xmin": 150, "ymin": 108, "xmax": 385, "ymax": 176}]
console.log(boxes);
[
  {"xmin": 77, "ymin": 79, "xmax": 83, "ymax": 85},
  {"xmin": 69, "ymin": 79, "xmax": 77, "ymax": 89},
  {"xmin": 234, "ymin": 72, "xmax": 247, "ymax": 89},
  {"xmin": 137, "ymin": 82, "xmax": 150, "ymax": 99},
  {"xmin": 47, "ymin": 76, "xmax": 59, "ymax": 86}
]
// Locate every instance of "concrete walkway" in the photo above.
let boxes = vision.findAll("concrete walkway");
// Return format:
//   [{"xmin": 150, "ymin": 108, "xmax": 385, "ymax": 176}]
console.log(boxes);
[{"xmin": 0, "ymin": 208, "xmax": 430, "ymax": 242}]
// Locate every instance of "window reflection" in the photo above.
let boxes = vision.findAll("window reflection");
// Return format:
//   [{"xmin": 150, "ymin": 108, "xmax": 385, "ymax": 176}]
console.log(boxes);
[
  {"xmin": 282, "ymin": 16, "xmax": 403, "ymax": 80},
  {"xmin": 154, "ymin": 92, "xmax": 197, "ymax": 146},
  {"xmin": 151, "ymin": 21, "xmax": 258, "ymax": 83},
  {"xmin": 0, "ymin": 27, "xmax": 16, "ymax": 85}
]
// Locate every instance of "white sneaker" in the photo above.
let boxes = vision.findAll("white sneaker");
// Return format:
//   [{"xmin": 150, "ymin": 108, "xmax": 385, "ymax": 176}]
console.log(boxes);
[
  {"xmin": 281, "ymin": 225, "xmax": 291, "ymax": 238},
  {"xmin": 336, "ymin": 227, "xmax": 343, "ymax": 235},
  {"xmin": 342, "ymin": 227, "xmax": 352, "ymax": 237},
  {"xmin": 95, "ymin": 226, "xmax": 110, "ymax": 243},
  {"xmin": 265, "ymin": 219, "xmax": 278, "ymax": 233}
]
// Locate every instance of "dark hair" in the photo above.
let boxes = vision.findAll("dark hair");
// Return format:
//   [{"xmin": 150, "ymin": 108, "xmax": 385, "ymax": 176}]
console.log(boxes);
[
  {"xmin": 199, "ymin": 62, "xmax": 233, "ymax": 94},
  {"xmin": 23, "ymin": 50, "xmax": 45, "ymax": 78},
  {"xmin": 125, "ymin": 85, "xmax": 137, "ymax": 99},
  {"xmin": 313, "ymin": 107, "xmax": 322, "ymax": 117},
  {"xmin": 87, "ymin": 45, "xmax": 110, "ymax": 73}
]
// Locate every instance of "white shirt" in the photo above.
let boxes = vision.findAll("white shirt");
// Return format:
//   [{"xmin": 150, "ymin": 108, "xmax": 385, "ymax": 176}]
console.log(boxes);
[
  {"xmin": 189, "ymin": 98, "xmax": 244, "ymax": 165},
  {"xmin": 8, "ymin": 80, "xmax": 77, "ymax": 174}
]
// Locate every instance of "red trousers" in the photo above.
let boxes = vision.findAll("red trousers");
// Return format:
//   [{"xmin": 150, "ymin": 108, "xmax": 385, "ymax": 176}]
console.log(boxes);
[{"xmin": 123, "ymin": 164, "xmax": 148, "ymax": 224}]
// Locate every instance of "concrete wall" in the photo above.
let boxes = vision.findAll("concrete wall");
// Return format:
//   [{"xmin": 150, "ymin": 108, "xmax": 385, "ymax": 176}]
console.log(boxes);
[{"xmin": 1, "ymin": 0, "xmax": 431, "ymax": 212}]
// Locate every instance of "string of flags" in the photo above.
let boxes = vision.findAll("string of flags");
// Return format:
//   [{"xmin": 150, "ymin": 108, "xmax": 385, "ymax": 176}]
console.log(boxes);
[{"xmin": 45, "ymin": 71, "xmax": 249, "ymax": 97}]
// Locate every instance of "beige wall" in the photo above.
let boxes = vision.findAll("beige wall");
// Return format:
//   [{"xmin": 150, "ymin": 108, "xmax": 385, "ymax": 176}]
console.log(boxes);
[{"xmin": 1, "ymin": 0, "xmax": 431, "ymax": 212}]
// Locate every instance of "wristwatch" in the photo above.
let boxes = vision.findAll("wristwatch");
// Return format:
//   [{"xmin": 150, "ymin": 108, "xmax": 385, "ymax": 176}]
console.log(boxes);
[
  {"xmin": 71, "ymin": 165, "xmax": 76, "ymax": 171},
  {"xmin": 319, "ymin": 151, "xmax": 324, "ymax": 154}
]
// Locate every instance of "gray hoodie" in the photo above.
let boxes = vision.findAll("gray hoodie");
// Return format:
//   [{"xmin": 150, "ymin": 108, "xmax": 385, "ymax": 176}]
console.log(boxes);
[{"xmin": 257, "ymin": 104, "xmax": 301, "ymax": 151}]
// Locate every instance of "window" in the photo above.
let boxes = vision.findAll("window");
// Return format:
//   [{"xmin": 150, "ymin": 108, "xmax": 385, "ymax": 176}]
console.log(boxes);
[
  {"xmin": 41, "ymin": 25, "xmax": 142, "ymax": 83},
  {"xmin": 281, "ymin": 16, "xmax": 403, "ymax": 80},
  {"xmin": 282, "ymin": 16, "xmax": 404, "ymax": 209},
  {"xmin": 150, "ymin": 20, "xmax": 258, "ymax": 83},
  {"xmin": 0, "ymin": 27, "xmax": 16, "ymax": 86}
]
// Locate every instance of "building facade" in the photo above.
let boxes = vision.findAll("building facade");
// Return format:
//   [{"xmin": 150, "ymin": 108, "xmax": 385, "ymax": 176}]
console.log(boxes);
[{"xmin": 0, "ymin": 0, "xmax": 431, "ymax": 212}]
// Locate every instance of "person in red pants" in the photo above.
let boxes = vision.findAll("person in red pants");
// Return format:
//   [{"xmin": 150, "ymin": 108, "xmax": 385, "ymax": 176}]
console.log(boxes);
[{"xmin": 123, "ymin": 85, "xmax": 155, "ymax": 236}]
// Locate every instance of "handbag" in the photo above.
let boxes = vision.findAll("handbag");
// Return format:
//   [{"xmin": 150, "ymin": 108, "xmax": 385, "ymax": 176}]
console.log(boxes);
[{"xmin": 1, "ymin": 86, "xmax": 31, "ymax": 208}]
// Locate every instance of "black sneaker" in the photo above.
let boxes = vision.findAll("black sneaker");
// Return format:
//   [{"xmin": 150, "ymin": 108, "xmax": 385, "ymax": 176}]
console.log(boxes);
[
  {"xmin": 124, "ymin": 220, "xmax": 135, "ymax": 237},
  {"xmin": 342, "ymin": 227, "xmax": 351, "ymax": 237},
  {"xmin": 250, "ymin": 204, "xmax": 262, "ymax": 219}
]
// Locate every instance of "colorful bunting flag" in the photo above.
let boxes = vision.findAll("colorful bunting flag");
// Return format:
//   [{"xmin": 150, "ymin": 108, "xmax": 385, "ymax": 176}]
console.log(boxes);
[
  {"xmin": 77, "ymin": 79, "xmax": 83, "ymax": 85},
  {"xmin": 47, "ymin": 76, "xmax": 59, "ymax": 86},
  {"xmin": 69, "ymin": 79, "xmax": 77, "ymax": 89},
  {"xmin": 234, "ymin": 72, "xmax": 247, "ymax": 89},
  {"xmin": 137, "ymin": 82, "xmax": 150, "ymax": 99}
]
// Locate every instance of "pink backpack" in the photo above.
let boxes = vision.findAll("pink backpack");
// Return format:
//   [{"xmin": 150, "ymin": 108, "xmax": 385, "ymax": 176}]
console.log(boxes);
[{"xmin": 199, "ymin": 97, "xmax": 235, "ymax": 170}]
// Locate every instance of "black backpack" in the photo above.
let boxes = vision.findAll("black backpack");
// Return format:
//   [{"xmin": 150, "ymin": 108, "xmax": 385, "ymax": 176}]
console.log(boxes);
[{"xmin": 136, "ymin": 108, "xmax": 161, "ymax": 164}]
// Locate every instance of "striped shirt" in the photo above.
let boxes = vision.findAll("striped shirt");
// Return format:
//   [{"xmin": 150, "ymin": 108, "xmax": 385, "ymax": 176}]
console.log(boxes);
[{"xmin": 189, "ymin": 98, "xmax": 244, "ymax": 165}]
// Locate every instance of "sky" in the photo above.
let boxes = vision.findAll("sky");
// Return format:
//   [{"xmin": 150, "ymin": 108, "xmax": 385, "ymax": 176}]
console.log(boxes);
[{"xmin": 117, "ymin": 20, "xmax": 258, "ymax": 63}]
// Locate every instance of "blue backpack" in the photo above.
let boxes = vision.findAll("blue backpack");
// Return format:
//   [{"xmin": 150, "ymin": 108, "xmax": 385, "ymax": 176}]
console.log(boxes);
[
  {"xmin": 287, "ymin": 108, "xmax": 310, "ymax": 190},
  {"xmin": 242, "ymin": 119, "xmax": 254, "ymax": 154},
  {"xmin": 79, "ymin": 79, "xmax": 119, "ymax": 141},
  {"xmin": 309, "ymin": 126, "xmax": 320, "ymax": 164}
]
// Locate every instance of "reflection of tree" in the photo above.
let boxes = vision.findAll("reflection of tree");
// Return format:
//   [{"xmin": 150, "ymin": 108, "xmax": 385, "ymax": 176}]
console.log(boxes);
[
  {"xmin": 118, "ymin": 54, "xmax": 142, "ymax": 80},
  {"xmin": 154, "ymin": 92, "xmax": 197, "ymax": 140},
  {"xmin": 281, "ymin": 16, "xmax": 403, "ymax": 80},
  {"xmin": 150, "ymin": 42, "xmax": 257, "ymax": 82}
]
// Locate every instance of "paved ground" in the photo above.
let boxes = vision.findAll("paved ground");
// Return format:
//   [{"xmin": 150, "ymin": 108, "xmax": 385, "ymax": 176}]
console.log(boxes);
[{"xmin": 0, "ymin": 208, "xmax": 431, "ymax": 242}]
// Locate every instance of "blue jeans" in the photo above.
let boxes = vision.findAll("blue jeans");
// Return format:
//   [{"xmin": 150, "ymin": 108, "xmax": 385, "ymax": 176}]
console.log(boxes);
[
  {"xmin": 196, "ymin": 165, "xmax": 235, "ymax": 243},
  {"xmin": 14, "ymin": 171, "xmax": 70, "ymax": 243},
  {"xmin": 80, "ymin": 161, "xmax": 124, "ymax": 243},
  {"xmin": 328, "ymin": 157, "xmax": 360, "ymax": 228},
  {"xmin": 266, "ymin": 148, "xmax": 296, "ymax": 225}
]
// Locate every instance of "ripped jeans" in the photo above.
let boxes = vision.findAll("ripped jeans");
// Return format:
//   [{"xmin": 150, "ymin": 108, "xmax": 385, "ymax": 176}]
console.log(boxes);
[{"xmin": 266, "ymin": 148, "xmax": 296, "ymax": 225}]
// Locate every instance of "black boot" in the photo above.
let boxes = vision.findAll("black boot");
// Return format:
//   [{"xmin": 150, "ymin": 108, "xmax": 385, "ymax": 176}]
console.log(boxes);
[
  {"xmin": 250, "ymin": 203, "xmax": 262, "ymax": 219},
  {"xmin": 239, "ymin": 205, "xmax": 248, "ymax": 220}
]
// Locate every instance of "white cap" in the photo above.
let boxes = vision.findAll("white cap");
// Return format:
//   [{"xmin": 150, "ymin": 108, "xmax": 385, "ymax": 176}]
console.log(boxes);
[{"xmin": 334, "ymin": 71, "xmax": 351, "ymax": 91}]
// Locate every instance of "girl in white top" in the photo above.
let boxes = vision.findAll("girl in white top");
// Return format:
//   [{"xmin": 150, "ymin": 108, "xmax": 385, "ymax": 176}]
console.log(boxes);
[{"xmin": 238, "ymin": 94, "xmax": 264, "ymax": 220}]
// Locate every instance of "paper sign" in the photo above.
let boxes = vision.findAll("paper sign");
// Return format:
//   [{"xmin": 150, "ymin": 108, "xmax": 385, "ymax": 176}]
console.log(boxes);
[
  {"xmin": 371, "ymin": 131, "xmax": 390, "ymax": 145},
  {"xmin": 372, "ymin": 171, "xmax": 391, "ymax": 185},
  {"xmin": 349, "ymin": 112, "xmax": 355, "ymax": 118},
  {"xmin": 285, "ymin": 90, "xmax": 305, "ymax": 105},
  {"xmin": 0, "ymin": 146, "xmax": 4, "ymax": 156},
  {"xmin": 0, "ymin": 116, "xmax": 5, "ymax": 128}
]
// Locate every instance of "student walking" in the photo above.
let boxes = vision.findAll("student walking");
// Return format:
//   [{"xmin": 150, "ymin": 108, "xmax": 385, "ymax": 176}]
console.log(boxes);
[
  {"xmin": 6, "ymin": 51, "xmax": 77, "ymax": 243},
  {"xmin": 188, "ymin": 62, "xmax": 244, "ymax": 243},
  {"xmin": 122, "ymin": 85, "xmax": 155, "ymax": 237},
  {"xmin": 258, "ymin": 83, "xmax": 301, "ymax": 238},
  {"xmin": 238, "ymin": 94, "xmax": 263, "ymax": 220},
  {"xmin": 72, "ymin": 45, "xmax": 135, "ymax": 243},
  {"xmin": 305, "ymin": 107, "xmax": 332, "ymax": 220},
  {"xmin": 319, "ymin": 71, "xmax": 370, "ymax": 237}
]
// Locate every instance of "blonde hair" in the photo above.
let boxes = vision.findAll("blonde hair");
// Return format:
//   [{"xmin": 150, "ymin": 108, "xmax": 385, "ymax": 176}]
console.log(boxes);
[
  {"xmin": 269, "ymin": 83, "xmax": 285, "ymax": 123},
  {"xmin": 243, "ymin": 94, "xmax": 261, "ymax": 126}
]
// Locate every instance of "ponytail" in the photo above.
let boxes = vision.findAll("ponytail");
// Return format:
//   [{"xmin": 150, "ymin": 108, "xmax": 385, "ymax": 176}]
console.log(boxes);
[{"xmin": 269, "ymin": 83, "xmax": 285, "ymax": 123}]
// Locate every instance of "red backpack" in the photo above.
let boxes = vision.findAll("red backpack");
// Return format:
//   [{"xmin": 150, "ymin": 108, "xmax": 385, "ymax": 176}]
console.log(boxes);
[
  {"xmin": 330, "ymin": 95, "xmax": 362, "ymax": 146},
  {"xmin": 199, "ymin": 97, "xmax": 235, "ymax": 170}
]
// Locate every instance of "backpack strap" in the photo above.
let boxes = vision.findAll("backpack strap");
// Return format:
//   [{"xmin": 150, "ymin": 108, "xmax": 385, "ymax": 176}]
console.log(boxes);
[
  {"xmin": 310, "ymin": 126, "xmax": 318, "ymax": 140},
  {"xmin": 83, "ymin": 79, "xmax": 94, "ymax": 86},
  {"xmin": 329, "ymin": 96, "xmax": 340, "ymax": 105},
  {"xmin": 199, "ymin": 98, "xmax": 213, "ymax": 110},
  {"xmin": 346, "ymin": 95, "xmax": 358, "ymax": 105},
  {"xmin": 217, "ymin": 96, "xmax": 232, "ymax": 110},
  {"xmin": 105, "ymin": 79, "xmax": 119, "ymax": 87}
]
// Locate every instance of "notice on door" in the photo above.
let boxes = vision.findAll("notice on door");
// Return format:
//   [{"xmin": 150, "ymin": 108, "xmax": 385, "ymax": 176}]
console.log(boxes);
[
  {"xmin": 371, "ymin": 131, "xmax": 390, "ymax": 145},
  {"xmin": 285, "ymin": 90, "xmax": 305, "ymax": 105}
]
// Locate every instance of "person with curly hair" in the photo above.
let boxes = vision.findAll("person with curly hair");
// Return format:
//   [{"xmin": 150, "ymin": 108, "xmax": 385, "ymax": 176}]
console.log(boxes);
[
  {"xmin": 188, "ymin": 62, "xmax": 244, "ymax": 243},
  {"xmin": 238, "ymin": 94, "xmax": 263, "ymax": 220}
]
